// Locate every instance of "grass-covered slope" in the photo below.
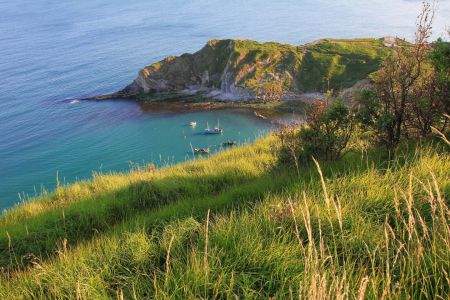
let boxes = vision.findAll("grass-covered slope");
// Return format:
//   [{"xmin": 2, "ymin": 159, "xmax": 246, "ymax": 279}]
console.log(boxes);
[
  {"xmin": 125, "ymin": 38, "xmax": 392, "ymax": 99},
  {"xmin": 1, "ymin": 133, "xmax": 450, "ymax": 299}
]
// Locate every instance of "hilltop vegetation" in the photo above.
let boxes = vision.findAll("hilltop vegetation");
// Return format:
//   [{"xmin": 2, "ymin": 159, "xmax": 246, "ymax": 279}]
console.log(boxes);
[{"xmin": 122, "ymin": 37, "xmax": 393, "ymax": 101}]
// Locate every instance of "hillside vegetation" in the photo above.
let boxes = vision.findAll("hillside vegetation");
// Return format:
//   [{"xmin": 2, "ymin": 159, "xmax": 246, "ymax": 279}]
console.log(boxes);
[
  {"xmin": 1, "ymin": 132, "xmax": 450, "ymax": 299},
  {"xmin": 122, "ymin": 38, "xmax": 392, "ymax": 100},
  {"xmin": 2, "ymin": 3, "xmax": 450, "ymax": 299}
]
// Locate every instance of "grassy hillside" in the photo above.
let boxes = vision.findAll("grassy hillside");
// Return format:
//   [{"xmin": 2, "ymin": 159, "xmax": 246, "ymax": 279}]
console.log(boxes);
[
  {"xmin": 132, "ymin": 38, "xmax": 392, "ymax": 99},
  {"xmin": 232, "ymin": 38, "xmax": 391, "ymax": 92},
  {"xmin": 1, "ymin": 131, "xmax": 450, "ymax": 299}
]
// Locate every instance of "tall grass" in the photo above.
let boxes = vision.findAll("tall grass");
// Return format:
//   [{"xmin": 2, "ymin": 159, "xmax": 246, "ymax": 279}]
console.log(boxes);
[
  {"xmin": 1, "ymin": 135, "xmax": 449, "ymax": 299},
  {"xmin": 0, "ymin": 135, "xmax": 286, "ymax": 270}
]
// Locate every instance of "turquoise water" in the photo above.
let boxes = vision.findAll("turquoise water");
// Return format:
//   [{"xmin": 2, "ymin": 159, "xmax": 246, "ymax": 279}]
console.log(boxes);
[{"xmin": 1, "ymin": 0, "xmax": 449, "ymax": 211}]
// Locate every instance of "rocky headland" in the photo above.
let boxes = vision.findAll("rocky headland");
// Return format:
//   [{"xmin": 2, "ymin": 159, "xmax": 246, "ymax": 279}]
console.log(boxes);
[{"xmin": 88, "ymin": 38, "xmax": 396, "ymax": 111}]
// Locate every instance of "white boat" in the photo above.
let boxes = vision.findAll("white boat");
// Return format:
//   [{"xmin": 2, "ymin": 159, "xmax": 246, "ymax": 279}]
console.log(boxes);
[{"xmin": 190, "ymin": 122, "xmax": 196, "ymax": 126}]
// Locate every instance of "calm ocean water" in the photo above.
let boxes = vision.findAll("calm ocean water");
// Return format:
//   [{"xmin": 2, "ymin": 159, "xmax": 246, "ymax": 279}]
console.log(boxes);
[{"xmin": 1, "ymin": 0, "xmax": 449, "ymax": 211}]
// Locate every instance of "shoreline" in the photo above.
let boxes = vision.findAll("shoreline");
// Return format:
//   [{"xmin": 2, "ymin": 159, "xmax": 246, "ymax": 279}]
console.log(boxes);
[{"xmin": 84, "ymin": 91, "xmax": 311, "ymax": 119}]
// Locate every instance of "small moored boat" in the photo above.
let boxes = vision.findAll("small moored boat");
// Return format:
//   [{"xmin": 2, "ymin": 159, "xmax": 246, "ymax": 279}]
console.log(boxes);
[
  {"xmin": 222, "ymin": 141, "xmax": 237, "ymax": 146},
  {"xmin": 205, "ymin": 120, "xmax": 222, "ymax": 134},
  {"xmin": 205, "ymin": 127, "xmax": 222, "ymax": 134},
  {"xmin": 190, "ymin": 122, "xmax": 196, "ymax": 126},
  {"xmin": 194, "ymin": 148, "xmax": 210, "ymax": 153}
]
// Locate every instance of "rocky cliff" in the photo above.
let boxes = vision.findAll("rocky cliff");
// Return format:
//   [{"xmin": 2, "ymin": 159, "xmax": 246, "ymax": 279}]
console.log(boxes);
[{"xmin": 121, "ymin": 38, "xmax": 393, "ymax": 101}]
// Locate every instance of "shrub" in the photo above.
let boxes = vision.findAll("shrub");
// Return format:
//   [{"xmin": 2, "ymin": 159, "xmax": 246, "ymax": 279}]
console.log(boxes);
[
  {"xmin": 271, "ymin": 116, "xmax": 303, "ymax": 166},
  {"xmin": 430, "ymin": 31, "xmax": 450, "ymax": 117},
  {"xmin": 300, "ymin": 92, "xmax": 356, "ymax": 161},
  {"xmin": 273, "ymin": 92, "xmax": 357, "ymax": 167},
  {"xmin": 356, "ymin": 3, "xmax": 449, "ymax": 151}
]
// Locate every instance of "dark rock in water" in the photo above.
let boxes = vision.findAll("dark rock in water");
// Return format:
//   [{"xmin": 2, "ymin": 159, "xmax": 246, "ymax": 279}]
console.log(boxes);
[{"xmin": 121, "ymin": 80, "xmax": 144, "ymax": 94}]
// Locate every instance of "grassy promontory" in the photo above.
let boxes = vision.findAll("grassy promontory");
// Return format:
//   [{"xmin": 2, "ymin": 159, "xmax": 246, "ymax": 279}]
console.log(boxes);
[
  {"xmin": 127, "ymin": 38, "xmax": 392, "ymax": 97},
  {"xmin": 1, "ymin": 132, "xmax": 450, "ymax": 298},
  {"xmin": 88, "ymin": 37, "xmax": 394, "ymax": 108},
  {"xmin": 86, "ymin": 37, "xmax": 397, "ymax": 119}
]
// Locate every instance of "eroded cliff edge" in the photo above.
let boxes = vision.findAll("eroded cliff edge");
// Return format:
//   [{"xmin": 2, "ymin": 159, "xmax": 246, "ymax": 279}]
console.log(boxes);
[{"xmin": 116, "ymin": 38, "xmax": 393, "ymax": 102}]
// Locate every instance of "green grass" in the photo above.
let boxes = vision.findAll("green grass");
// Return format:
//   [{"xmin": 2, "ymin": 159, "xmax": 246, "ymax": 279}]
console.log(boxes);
[
  {"xmin": 1, "ymin": 133, "xmax": 450, "ymax": 299},
  {"xmin": 301, "ymin": 40, "xmax": 392, "ymax": 90},
  {"xmin": 230, "ymin": 38, "xmax": 392, "ymax": 93}
]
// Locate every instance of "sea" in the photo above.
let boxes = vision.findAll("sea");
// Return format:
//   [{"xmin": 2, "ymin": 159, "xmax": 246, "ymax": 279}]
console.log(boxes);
[{"xmin": 1, "ymin": 0, "xmax": 449, "ymax": 212}]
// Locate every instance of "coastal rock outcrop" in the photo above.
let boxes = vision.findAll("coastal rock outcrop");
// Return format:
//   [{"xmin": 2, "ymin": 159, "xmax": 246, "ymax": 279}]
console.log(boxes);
[{"xmin": 122, "ymin": 38, "xmax": 393, "ymax": 101}]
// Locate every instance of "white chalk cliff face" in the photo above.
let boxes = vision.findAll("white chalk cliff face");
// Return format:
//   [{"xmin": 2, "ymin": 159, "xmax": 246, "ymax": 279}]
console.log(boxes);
[{"xmin": 122, "ymin": 38, "xmax": 393, "ymax": 101}]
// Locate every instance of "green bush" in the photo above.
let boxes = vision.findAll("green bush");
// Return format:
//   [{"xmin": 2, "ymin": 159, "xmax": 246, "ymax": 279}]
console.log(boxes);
[
  {"xmin": 300, "ymin": 92, "xmax": 356, "ymax": 161},
  {"xmin": 355, "ymin": 3, "xmax": 449, "ymax": 152},
  {"xmin": 273, "ymin": 91, "xmax": 357, "ymax": 168}
]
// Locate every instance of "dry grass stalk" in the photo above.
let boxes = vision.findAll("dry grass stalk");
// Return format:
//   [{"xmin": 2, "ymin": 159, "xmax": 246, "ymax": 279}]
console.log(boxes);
[
  {"xmin": 431, "ymin": 114, "xmax": 450, "ymax": 146},
  {"xmin": 288, "ymin": 197, "xmax": 305, "ymax": 255},
  {"xmin": 6, "ymin": 231, "xmax": 10, "ymax": 249},
  {"xmin": 165, "ymin": 235, "xmax": 175, "ymax": 283},
  {"xmin": 76, "ymin": 280, "xmax": 81, "ymax": 300},
  {"xmin": 312, "ymin": 157, "xmax": 330, "ymax": 208},
  {"xmin": 356, "ymin": 277, "xmax": 369, "ymax": 300},
  {"xmin": 300, "ymin": 192, "xmax": 314, "ymax": 260},
  {"xmin": 204, "ymin": 209, "xmax": 210, "ymax": 277}
]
